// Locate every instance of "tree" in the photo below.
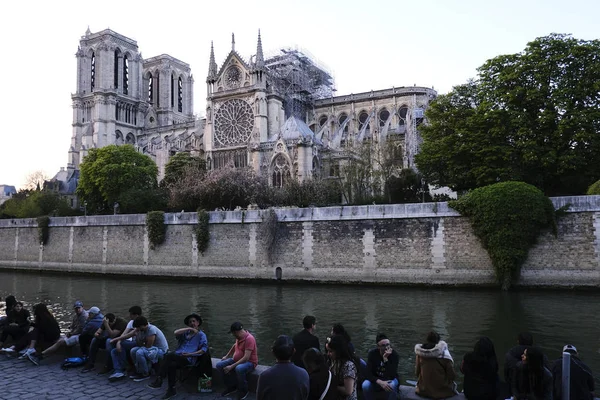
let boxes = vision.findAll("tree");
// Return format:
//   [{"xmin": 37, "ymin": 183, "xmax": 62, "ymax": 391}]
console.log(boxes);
[
  {"xmin": 76, "ymin": 145, "xmax": 161, "ymax": 214},
  {"xmin": 386, "ymin": 169, "xmax": 431, "ymax": 204},
  {"xmin": 23, "ymin": 170, "xmax": 49, "ymax": 191},
  {"xmin": 416, "ymin": 34, "xmax": 600, "ymax": 196},
  {"xmin": 0, "ymin": 191, "xmax": 74, "ymax": 219},
  {"xmin": 161, "ymin": 152, "xmax": 206, "ymax": 188}
]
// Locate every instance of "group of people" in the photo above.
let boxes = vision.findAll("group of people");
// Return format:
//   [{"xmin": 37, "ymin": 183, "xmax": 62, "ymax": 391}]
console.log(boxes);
[{"xmin": 0, "ymin": 296, "xmax": 597, "ymax": 400}]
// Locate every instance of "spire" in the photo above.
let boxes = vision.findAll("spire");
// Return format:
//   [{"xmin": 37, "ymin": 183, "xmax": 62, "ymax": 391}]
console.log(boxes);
[
  {"xmin": 207, "ymin": 41, "xmax": 217, "ymax": 82},
  {"xmin": 85, "ymin": 26, "xmax": 91, "ymax": 37},
  {"xmin": 231, "ymin": 33, "xmax": 235, "ymax": 51},
  {"xmin": 255, "ymin": 29, "xmax": 265, "ymax": 70}
]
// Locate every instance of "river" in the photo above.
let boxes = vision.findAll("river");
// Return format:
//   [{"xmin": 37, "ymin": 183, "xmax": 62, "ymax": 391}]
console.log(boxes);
[{"xmin": 0, "ymin": 270, "xmax": 598, "ymax": 387}]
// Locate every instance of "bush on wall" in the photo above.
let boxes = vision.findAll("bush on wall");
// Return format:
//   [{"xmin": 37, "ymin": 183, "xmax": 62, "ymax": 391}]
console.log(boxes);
[
  {"xmin": 259, "ymin": 209, "xmax": 279, "ymax": 264},
  {"xmin": 196, "ymin": 209, "xmax": 210, "ymax": 254},
  {"xmin": 146, "ymin": 211, "xmax": 166, "ymax": 249},
  {"xmin": 449, "ymin": 181, "xmax": 557, "ymax": 290},
  {"xmin": 37, "ymin": 216, "xmax": 50, "ymax": 245}
]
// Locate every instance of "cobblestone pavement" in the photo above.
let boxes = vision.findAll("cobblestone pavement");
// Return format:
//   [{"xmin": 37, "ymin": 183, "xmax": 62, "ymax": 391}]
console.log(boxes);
[{"xmin": 0, "ymin": 353, "xmax": 256, "ymax": 400}]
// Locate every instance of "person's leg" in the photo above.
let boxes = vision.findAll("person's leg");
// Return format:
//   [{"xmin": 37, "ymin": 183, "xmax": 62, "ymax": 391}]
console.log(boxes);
[
  {"xmin": 387, "ymin": 378, "xmax": 399, "ymax": 400},
  {"xmin": 79, "ymin": 333, "xmax": 93, "ymax": 356},
  {"xmin": 362, "ymin": 380, "xmax": 376, "ymax": 400},
  {"xmin": 234, "ymin": 361, "xmax": 255, "ymax": 394},
  {"xmin": 130, "ymin": 346, "xmax": 142, "ymax": 374},
  {"xmin": 166, "ymin": 354, "xmax": 190, "ymax": 389},
  {"xmin": 216, "ymin": 358, "xmax": 236, "ymax": 391},
  {"xmin": 102, "ymin": 338, "xmax": 114, "ymax": 371},
  {"xmin": 111, "ymin": 345, "xmax": 128, "ymax": 373},
  {"xmin": 120, "ymin": 340, "xmax": 136, "ymax": 369},
  {"xmin": 41, "ymin": 337, "xmax": 66, "ymax": 356}
]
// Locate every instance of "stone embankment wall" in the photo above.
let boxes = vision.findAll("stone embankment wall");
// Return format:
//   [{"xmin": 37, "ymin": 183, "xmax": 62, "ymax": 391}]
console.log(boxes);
[{"xmin": 0, "ymin": 196, "xmax": 599, "ymax": 287}]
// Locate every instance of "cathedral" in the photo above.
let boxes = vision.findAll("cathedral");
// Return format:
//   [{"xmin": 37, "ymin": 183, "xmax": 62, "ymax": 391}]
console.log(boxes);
[{"xmin": 53, "ymin": 28, "xmax": 437, "ymax": 199}]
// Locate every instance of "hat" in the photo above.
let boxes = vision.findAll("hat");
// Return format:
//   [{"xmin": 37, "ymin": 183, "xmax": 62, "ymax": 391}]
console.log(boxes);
[
  {"xmin": 73, "ymin": 301, "xmax": 84, "ymax": 308},
  {"xmin": 88, "ymin": 306, "xmax": 100, "ymax": 315},
  {"xmin": 563, "ymin": 344, "xmax": 577, "ymax": 354},
  {"xmin": 230, "ymin": 322, "xmax": 243, "ymax": 333},
  {"xmin": 184, "ymin": 313, "xmax": 202, "ymax": 326}
]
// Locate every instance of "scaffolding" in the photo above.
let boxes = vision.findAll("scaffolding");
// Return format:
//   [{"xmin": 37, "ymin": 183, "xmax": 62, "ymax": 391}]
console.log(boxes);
[{"xmin": 265, "ymin": 48, "xmax": 334, "ymax": 120}]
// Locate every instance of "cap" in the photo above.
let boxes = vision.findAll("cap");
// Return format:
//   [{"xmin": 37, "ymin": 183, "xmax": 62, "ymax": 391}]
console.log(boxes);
[
  {"xmin": 230, "ymin": 322, "xmax": 243, "ymax": 332},
  {"xmin": 184, "ymin": 313, "xmax": 203, "ymax": 326},
  {"xmin": 73, "ymin": 301, "xmax": 84, "ymax": 308},
  {"xmin": 563, "ymin": 344, "xmax": 577, "ymax": 354},
  {"xmin": 88, "ymin": 306, "xmax": 100, "ymax": 314}
]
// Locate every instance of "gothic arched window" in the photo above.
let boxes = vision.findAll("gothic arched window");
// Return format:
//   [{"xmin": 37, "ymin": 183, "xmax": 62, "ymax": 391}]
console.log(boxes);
[
  {"xmin": 379, "ymin": 109, "xmax": 390, "ymax": 127},
  {"xmin": 358, "ymin": 111, "xmax": 370, "ymax": 132},
  {"xmin": 126, "ymin": 133, "xmax": 135, "ymax": 144},
  {"xmin": 115, "ymin": 130, "xmax": 124, "ymax": 145},
  {"xmin": 114, "ymin": 50, "xmax": 120, "ymax": 89},
  {"xmin": 123, "ymin": 55, "xmax": 129, "ymax": 95},
  {"xmin": 148, "ymin": 75, "xmax": 153, "ymax": 104},
  {"xmin": 90, "ymin": 52, "xmax": 95, "ymax": 91},
  {"xmin": 272, "ymin": 154, "xmax": 291, "ymax": 188},
  {"xmin": 338, "ymin": 113, "xmax": 349, "ymax": 134},
  {"xmin": 178, "ymin": 77, "xmax": 183, "ymax": 112},
  {"xmin": 319, "ymin": 115, "xmax": 328, "ymax": 127},
  {"xmin": 171, "ymin": 74, "xmax": 175, "ymax": 108},
  {"xmin": 398, "ymin": 106, "xmax": 408, "ymax": 126}
]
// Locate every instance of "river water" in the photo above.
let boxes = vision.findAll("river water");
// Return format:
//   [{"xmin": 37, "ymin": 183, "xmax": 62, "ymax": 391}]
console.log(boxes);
[{"xmin": 0, "ymin": 270, "xmax": 598, "ymax": 387}]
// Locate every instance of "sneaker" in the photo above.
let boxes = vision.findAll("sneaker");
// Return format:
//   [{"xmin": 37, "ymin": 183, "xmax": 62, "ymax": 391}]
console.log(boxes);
[
  {"xmin": 18, "ymin": 348, "xmax": 35, "ymax": 360},
  {"xmin": 27, "ymin": 352, "xmax": 41, "ymax": 366},
  {"xmin": 81, "ymin": 364, "xmax": 95, "ymax": 373},
  {"xmin": 133, "ymin": 373, "xmax": 150, "ymax": 382},
  {"xmin": 221, "ymin": 388, "xmax": 237, "ymax": 397},
  {"xmin": 128, "ymin": 371, "xmax": 138, "ymax": 379},
  {"xmin": 161, "ymin": 388, "xmax": 176, "ymax": 400},
  {"xmin": 108, "ymin": 371, "xmax": 126, "ymax": 382},
  {"xmin": 0, "ymin": 348, "xmax": 15, "ymax": 354},
  {"xmin": 238, "ymin": 390, "xmax": 249, "ymax": 400},
  {"xmin": 148, "ymin": 378, "xmax": 163, "ymax": 389},
  {"xmin": 98, "ymin": 366, "xmax": 113, "ymax": 375}
]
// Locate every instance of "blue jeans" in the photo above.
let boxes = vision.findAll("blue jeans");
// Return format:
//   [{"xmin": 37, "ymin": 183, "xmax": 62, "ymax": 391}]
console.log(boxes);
[
  {"xmin": 130, "ymin": 346, "xmax": 165, "ymax": 375},
  {"xmin": 362, "ymin": 378, "xmax": 399, "ymax": 400},
  {"xmin": 110, "ymin": 340, "xmax": 136, "ymax": 373},
  {"xmin": 216, "ymin": 358, "xmax": 255, "ymax": 392},
  {"xmin": 88, "ymin": 336, "xmax": 109, "ymax": 365}
]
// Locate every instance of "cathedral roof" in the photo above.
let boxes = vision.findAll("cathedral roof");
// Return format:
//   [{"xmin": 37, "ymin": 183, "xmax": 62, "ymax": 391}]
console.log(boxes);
[{"xmin": 276, "ymin": 116, "xmax": 321, "ymax": 144}]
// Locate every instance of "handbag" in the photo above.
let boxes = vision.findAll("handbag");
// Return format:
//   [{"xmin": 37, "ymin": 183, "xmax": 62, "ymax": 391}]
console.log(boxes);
[{"xmin": 319, "ymin": 370, "xmax": 332, "ymax": 400}]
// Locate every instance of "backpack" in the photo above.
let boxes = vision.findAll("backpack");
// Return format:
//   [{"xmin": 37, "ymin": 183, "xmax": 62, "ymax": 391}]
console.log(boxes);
[{"xmin": 61, "ymin": 356, "xmax": 87, "ymax": 370}]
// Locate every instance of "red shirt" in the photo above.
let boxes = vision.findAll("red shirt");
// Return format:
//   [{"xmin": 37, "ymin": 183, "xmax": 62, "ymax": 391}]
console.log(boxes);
[{"xmin": 233, "ymin": 331, "xmax": 258, "ymax": 367}]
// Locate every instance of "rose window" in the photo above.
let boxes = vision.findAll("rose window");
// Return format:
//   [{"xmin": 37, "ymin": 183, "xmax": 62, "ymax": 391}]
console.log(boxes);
[{"xmin": 214, "ymin": 99, "xmax": 255, "ymax": 147}]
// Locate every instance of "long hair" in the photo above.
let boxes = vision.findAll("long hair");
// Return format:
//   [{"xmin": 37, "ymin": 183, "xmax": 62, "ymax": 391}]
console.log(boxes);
[
  {"xmin": 327, "ymin": 335, "xmax": 358, "ymax": 383},
  {"xmin": 302, "ymin": 347, "xmax": 326, "ymax": 372},
  {"xmin": 473, "ymin": 336, "xmax": 498, "ymax": 374},
  {"xmin": 32, "ymin": 303, "xmax": 54, "ymax": 323},
  {"xmin": 521, "ymin": 346, "xmax": 545, "ymax": 398},
  {"xmin": 331, "ymin": 323, "xmax": 351, "ymax": 344}
]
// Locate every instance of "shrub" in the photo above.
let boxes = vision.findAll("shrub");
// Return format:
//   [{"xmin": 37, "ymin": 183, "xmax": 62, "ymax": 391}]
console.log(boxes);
[
  {"xmin": 37, "ymin": 216, "xmax": 50, "ymax": 245},
  {"xmin": 587, "ymin": 180, "xmax": 600, "ymax": 195},
  {"xmin": 259, "ymin": 209, "xmax": 279, "ymax": 264},
  {"xmin": 449, "ymin": 181, "xmax": 556, "ymax": 290},
  {"xmin": 196, "ymin": 209, "xmax": 210, "ymax": 254},
  {"xmin": 146, "ymin": 211, "xmax": 166, "ymax": 249}
]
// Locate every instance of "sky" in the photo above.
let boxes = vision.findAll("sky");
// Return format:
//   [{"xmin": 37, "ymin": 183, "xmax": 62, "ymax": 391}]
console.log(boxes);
[{"xmin": 1, "ymin": 0, "xmax": 600, "ymax": 190}]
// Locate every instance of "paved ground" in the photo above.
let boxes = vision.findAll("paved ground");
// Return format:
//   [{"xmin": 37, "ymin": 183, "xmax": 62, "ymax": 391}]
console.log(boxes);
[{"xmin": 0, "ymin": 353, "xmax": 256, "ymax": 400}]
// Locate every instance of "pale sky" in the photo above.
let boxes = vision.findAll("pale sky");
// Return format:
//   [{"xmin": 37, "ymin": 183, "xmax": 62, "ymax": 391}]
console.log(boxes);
[{"xmin": 1, "ymin": 0, "xmax": 599, "ymax": 190}]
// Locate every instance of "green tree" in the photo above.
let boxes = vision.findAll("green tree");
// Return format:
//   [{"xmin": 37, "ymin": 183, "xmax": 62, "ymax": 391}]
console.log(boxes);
[
  {"xmin": 386, "ymin": 169, "xmax": 431, "ymax": 203},
  {"xmin": 76, "ymin": 145, "xmax": 161, "ymax": 214},
  {"xmin": 0, "ymin": 191, "xmax": 74, "ymax": 219},
  {"xmin": 416, "ymin": 34, "xmax": 600, "ymax": 195},
  {"xmin": 161, "ymin": 152, "xmax": 206, "ymax": 188}
]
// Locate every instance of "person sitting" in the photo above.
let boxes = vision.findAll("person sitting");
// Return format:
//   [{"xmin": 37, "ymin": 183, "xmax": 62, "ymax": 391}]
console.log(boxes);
[
  {"xmin": 76, "ymin": 306, "xmax": 105, "ymax": 357},
  {"xmin": 292, "ymin": 315, "xmax": 320, "ymax": 369},
  {"xmin": 2, "ymin": 303, "xmax": 60, "ymax": 358},
  {"xmin": 82, "ymin": 313, "xmax": 128, "ymax": 373},
  {"xmin": 0, "ymin": 295, "xmax": 17, "ymax": 329},
  {"xmin": 27, "ymin": 305, "xmax": 103, "ymax": 365},
  {"xmin": 330, "ymin": 323, "xmax": 367, "ymax": 380},
  {"xmin": 126, "ymin": 316, "xmax": 169, "ymax": 382},
  {"xmin": 0, "ymin": 301, "xmax": 30, "ymax": 347},
  {"xmin": 512, "ymin": 347, "xmax": 552, "ymax": 400},
  {"xmin": 327, "ymin": 334, "xmax": 359, "ymax": 400},
  {"xmin": 217, "ymin": 321, "xmax": 258, "ymax": 400},
  {"xmin": 551, "ymin": 344, "xmax": 595, "ymax": 400},
  {"xmin": 302, "ymin": 348, "xmax": 336, "ymax": 400},
  {"xmin": 414, "ymin": 331, "xmax": 457, "ymax": 399},
  {"xmin": 363, "ymin": 333, "xmax": 399, "ymax": 400},
  {"xmin": 107, "ymin": 305, "xmax": 144, "ymax": 378},
  {"xmin": 256, "ymin": 335, "xmax": 309, "ymax": 400},
  {"xmin": 505, "ymin": 332, "xmax": 534, "ymax": 391},
  {"xmin": 461, "ymin": 337, "xmax": 499, "ymax": 400},
  {"xmin": 148, "ymin": 313, "xmax": 209, "ymax": 400}
]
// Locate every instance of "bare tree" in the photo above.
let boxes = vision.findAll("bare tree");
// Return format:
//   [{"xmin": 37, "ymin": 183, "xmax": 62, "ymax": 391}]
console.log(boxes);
[{"xmin": 24, "ymin": 170, "xmax": 50, "ymax": 191}]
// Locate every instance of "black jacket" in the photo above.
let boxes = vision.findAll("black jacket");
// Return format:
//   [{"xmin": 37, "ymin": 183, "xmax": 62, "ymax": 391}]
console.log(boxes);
[
  {"xmin": 292, "ymin": 329, "xmax": 320, "ymax": 368},
  {"xmin": 6, "ymin": 308, "xmax": 30, "ymax": 329},
  {"xmin": 551, "ymin": 355, "xmax": 595, "ymax": 400},
  {"xmin": 365, "ymin": 347, "xmax": 399, "ymax": 384},
  {"xmin": 461, "ymin": 351, "xmax": 498, "ymax": 400},
  {"xmin": 512, "ymin": 363, "xmax": 553, "ymax": 400}
]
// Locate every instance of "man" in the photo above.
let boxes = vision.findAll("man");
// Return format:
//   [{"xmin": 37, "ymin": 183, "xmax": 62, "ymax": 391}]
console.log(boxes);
[
  {"xmin": 551, "ymin": 344, "xmax": 595, "ymax": 400},
  {"xmin": 291, "ymin": 315, "xmax": 320, "ymax": 369},
  {"xmin": 77, "ymin": 307, "xmax": 105, "ymax": 357},
  {"xmin": 216, "ymin": 322, "xmax": 258, "ymax": 400},
  {"xmin": 504, "ymin": 331, "xmax": 534, "ymax": 391},
  {"xmin": 256, "ymin": 335, "xmax": 309, "ymax": 400},
  {"xmin": 126, "ymin": 316, "xmax": 168, "ymax": 382},
  {"xmin": 362, "ymin": 333, "xmax": 400, "ymax": 400},
  {"xmin": 81, "ymin": 313, "xmax": 127, "ymax": 373},
  {"xmin": 26, "ymin": 301, "xmax": 92, "ymax": 365},
  {"xmin": 148, "ymin": 313, "xmax": 209, "ymax": 400},
  {"xmin": 107, "ymin": 306, "xmax": 143, "ymax": 378}
]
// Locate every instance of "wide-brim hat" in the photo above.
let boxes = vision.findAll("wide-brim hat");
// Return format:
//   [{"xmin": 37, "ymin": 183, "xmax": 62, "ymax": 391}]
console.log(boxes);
[{"xmin": 184, "ymin": 313, "xmax": 202, "ymax": 326}]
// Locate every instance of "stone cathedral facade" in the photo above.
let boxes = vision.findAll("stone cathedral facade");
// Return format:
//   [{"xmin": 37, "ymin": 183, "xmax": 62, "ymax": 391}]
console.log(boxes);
[{"xmin": 54, "ymin": 28, "xmax": 437, "ymax": 197}]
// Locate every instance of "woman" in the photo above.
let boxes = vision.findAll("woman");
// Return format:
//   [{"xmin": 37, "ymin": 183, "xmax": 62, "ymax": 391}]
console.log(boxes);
[
  {"xmin": 461, "ymin": 336, "xmax": 498, "ymax": 400},
  {"xmin": 303, "ymin": 347, "xmax": 336, "ymax": 400},
  {"xmin": 331, "ymin": 324, "xmax": 354, "ymax": 353},
  {"xmin": 0, "ymin": 302, "xmax": 30, "ymax": 346},
  {"xmin": 1, "ymin": 303, "xmax": 60, "ymax": 357},
  {"xmin": 327, "ymin": 335, "xmax": 358, "ymax": 400},
  {"xmin": 512, "ymin": 347, "xmax": 552, "ymax": 400},
  {"xmin": 414, "ymin": 331, "xmax": 457, "ymax": 399}
]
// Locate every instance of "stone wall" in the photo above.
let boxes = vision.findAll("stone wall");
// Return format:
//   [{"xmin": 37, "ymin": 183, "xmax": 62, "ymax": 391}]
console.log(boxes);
[{"xmin": 0, "ymin": 196, "xmax": 599, "ymax": 287}]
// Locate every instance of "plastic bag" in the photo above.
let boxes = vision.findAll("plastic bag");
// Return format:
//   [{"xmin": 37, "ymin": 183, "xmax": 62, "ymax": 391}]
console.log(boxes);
[{"xmin": 198, "ymin": 373, "xmax": 212, "ymax": 393}]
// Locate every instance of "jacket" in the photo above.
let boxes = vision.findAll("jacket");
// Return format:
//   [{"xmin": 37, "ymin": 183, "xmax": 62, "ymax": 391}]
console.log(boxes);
[
  {"xmin": 69, "ymin": 310, "xmax": 88, "ymax": 335},
  {"xmin": 292, "ymin": 329, "xmax": 321, "ymax": 368},
  {"xmin": 551, "ymin": 356, "xmax": 594, "ymax": 400},
  {"xmin": 6, "ymin": 308, "xmax": 31, "ymax": 329},
  {"xmin": 512, "ymin": 363, "xmax": 553, "ymax": 400},
  {"xmin": 81, "ymin": 313, "xmax": 104, "ymax": 336},
  {"xmin": 365, "ymin": 347, "xmax": 399, "ymax": 384},
  {"xmin": 414, "ymin": 340, "xmax": 457, "ymax": 399},
  {"xmin": 461, "ymin": 351, "xmax": 498, "ymax": 400}
]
